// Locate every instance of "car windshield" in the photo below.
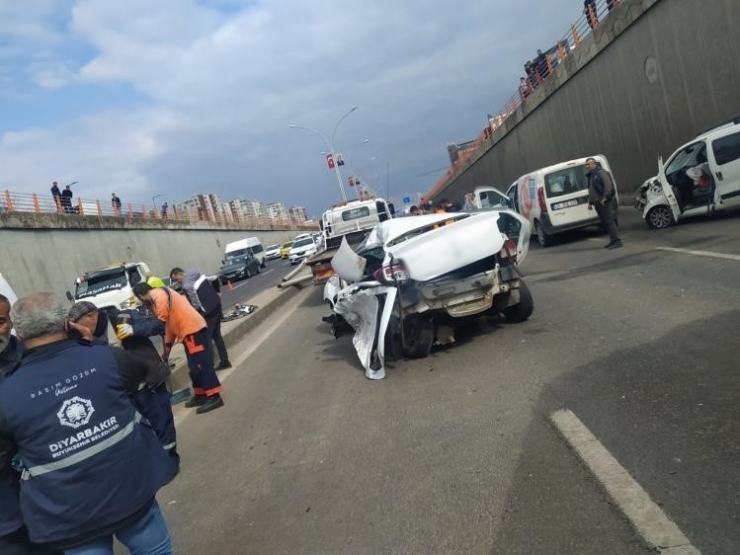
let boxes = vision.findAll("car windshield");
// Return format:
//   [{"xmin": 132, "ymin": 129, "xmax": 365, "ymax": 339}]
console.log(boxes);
[
  {"xmin": 282, "ymin": 242, "xmax": 293, "ymax": 248},
  {"xmin": 266, "ymin": 244, "xmax": 279, "ymax": 250},
  {"xmin": 293, "ymin": 238, "xmax": 314, "ymax": 248},
  {"xmin": 75, "ymin": 269, "xmax": 127, "ymax": 299},
  {"xmin": 544, "ymin": 165, "xmax": 589, "ymax": 198}
]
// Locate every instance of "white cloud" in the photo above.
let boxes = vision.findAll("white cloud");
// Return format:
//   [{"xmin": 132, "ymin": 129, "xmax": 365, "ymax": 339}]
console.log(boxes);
[{"xmin": 0, "ymin": 0, "xmax": 584, "ymax": 215}]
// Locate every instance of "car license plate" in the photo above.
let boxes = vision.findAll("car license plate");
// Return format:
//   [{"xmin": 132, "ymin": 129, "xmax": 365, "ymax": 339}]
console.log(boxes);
[{"xmin": 552, "ymin": 199, "xmax": 580, "ymax": 210}]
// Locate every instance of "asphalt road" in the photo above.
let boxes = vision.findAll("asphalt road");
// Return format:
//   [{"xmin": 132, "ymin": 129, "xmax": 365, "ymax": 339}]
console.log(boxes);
[
  {"xmin": 154, "ymin": 207, "xmax": 740, "ymax": 554},
  {"xmin": 218, "ymin": 257, "xmax": 296, "ymax": 309}
]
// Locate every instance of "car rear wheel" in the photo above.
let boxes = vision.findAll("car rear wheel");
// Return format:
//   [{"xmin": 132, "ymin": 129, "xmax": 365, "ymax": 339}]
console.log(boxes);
[
  {"xmin": 401, "ymin": 315, "xmax": 434, "ymax": 359},
  {"xmin": 646, "ymin": 205, "xmax": 674, "ymax": 229},
  {"xmin": 503, "ymin": 280, "xmax": 534, "ymax": 323},
  {"xmin": 245, "ymin": 268, "xmax": 252, "ymax": 279},
  {"xmin": 535, "ymin": 221, "xmax": 553, "ymax": 247}
]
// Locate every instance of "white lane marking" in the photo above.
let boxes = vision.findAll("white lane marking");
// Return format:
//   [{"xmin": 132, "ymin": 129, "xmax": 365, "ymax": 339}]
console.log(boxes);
[
  {"xmin": 261, "ymin": 269, "xmax": 274, "ymax": 276},
  {"xmin": 550, "ymin": 409, "xmax": 701, "ymax": 554},
  {"xmin": 656, "ymin": 246, "xmax": 740, "ymax": 262},
  {"xmin": 173, "ymin": 286, "xmax": 314, "ymax": 426}
]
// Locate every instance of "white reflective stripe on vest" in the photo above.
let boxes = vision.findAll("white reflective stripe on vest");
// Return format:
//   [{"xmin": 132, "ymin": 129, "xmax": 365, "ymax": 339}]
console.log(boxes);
[
  {"xmin": 21, "ymin": 412, "xmax": 143, "ymax": 480},
  {"xmin": 193, "ymin": 274, "xmax": 208, "ymax": 290}
]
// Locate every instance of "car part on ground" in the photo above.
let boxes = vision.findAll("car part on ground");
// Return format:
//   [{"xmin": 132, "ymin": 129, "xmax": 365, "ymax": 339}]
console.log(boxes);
[{"xmin": 221, "ymin": 304, "xmax": 258, "ymax": 322}]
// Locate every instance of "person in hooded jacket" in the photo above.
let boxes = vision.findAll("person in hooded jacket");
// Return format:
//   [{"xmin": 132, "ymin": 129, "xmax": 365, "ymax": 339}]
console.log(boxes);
[
  {"xmin": 0, "ymin": 292, "xmax": 176, "ymax": 554},
  {"xmin": 586, "ymin": 157, "xmax": 622, "ymax": 250}
]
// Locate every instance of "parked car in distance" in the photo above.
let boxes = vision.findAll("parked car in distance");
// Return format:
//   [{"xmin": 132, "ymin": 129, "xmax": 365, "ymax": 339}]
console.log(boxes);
[
  {"xmin": 265, "ymin": 244, "xmax": 281, "ymax": 261},
  {"xmin": 219, "ymin": 252, "xmax": 261, "ymax": 284},
  {"xmin": 635, "ymin": 117, "xmax": 740, "ymax": 228},
  {"xmin": 280, "ymin": 241, "xmax": 293, "ymax": 259},
  {"xmin": 288, "ymin": 237, "xmax": 318, "ymax": 265}
]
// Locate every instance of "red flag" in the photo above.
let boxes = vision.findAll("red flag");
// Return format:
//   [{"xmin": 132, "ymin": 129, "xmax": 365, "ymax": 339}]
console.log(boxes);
[{"xmin": 326, "ymin": 154, "xmax": 335, "ymax": 169}]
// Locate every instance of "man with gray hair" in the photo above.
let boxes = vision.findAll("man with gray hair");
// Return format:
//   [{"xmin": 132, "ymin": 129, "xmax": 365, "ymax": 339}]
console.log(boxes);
[{"xmin": 0, "ymin": 293, "xmax": 176, "ymax": 554}]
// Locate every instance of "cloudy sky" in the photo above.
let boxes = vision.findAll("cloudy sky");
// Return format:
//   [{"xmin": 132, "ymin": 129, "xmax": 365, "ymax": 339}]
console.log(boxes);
[{"xmin": 0, "ymin": 0, "xmax": 582, "ymax": 217}]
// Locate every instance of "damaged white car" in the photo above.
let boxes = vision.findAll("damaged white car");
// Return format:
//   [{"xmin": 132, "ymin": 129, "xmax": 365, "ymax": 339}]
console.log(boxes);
[{"xmin": 324, "ymin": 210, "xmax": 533, "ymax": 379}]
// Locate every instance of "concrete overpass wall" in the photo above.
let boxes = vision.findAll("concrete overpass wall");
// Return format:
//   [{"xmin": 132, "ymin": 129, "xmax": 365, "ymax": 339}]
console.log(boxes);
[
  {"xmin": 0, "ymin": 212, "xmax": 300, "ymax": 299},
  {"xmin": 434, "ymin": 0, "xmax": 740, "ymax": 203}
]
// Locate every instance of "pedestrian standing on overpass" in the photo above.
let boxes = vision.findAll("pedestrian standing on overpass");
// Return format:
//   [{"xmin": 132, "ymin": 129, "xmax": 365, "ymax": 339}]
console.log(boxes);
[
  {"xmin": 169, "ymin": 268, "xmax": 231, "ymax": 370},
  {"xmin": 133, "ymin": 283, "xmax": 224, "ymax": 414}
]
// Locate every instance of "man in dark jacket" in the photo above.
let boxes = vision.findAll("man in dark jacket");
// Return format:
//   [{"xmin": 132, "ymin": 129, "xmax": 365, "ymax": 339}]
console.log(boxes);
[
  {"xmin": 67, "ymin": 301, "xmax": 110, "ymax": 345},
  {"xmin": 60, "ymin": 185, "xmax": 74, "ymax": 213},
  {"xmin": 586, "ymin": 157, "xmax": 622, "ymax": 250},
  {"xmin": 170, "ymin": 267, "xmax": 231, "ymax": 370},
  {"xmin": 0, "ymin": 295, "xmax": 61, "ymax": 555},
  {"xmin": 50, "ymin": 182, "xmax": 62, "ymax": 212},
  {"xmin": 0, "ymin": 293, "xmax": 176, "ymax": 553}
]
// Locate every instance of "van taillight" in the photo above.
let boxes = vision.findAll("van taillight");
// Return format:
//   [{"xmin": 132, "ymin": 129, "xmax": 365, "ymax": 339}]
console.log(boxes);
[
  {"xmin": 537, "ymin": 187, "xmax": 548, "ymax": 213},
  {"xmin": 373, "ymin": 263, "xmax": 410, "ymax": 284}
]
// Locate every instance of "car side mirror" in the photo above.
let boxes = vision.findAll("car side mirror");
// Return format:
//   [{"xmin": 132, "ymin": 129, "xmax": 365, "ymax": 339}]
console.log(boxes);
[{"xmin": 65, "ymin": 290, "xmax": 74, "ymax": 303}]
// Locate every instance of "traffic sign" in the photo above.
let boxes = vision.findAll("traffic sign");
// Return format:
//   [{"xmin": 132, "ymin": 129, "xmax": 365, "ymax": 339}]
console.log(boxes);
[{"xmin": 403, "ymin": 196, "xmax": 411, "ymax": 204}]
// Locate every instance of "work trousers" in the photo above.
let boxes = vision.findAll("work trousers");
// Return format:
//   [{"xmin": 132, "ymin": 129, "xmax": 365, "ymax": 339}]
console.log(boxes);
[
  {"xmin": 133, "ymin": 383, "xmax": 179, "ymax": 465},
  {"xmin": 205, "ymin": 309, "xmax": 229, "ymax": 364},
  {"xmin": 595, "ymin": 198, "xmax": 620, "ymax": 243},
  {"xmin": 183, "ymin": 328, "xmax": 222, "ymax": 397}
]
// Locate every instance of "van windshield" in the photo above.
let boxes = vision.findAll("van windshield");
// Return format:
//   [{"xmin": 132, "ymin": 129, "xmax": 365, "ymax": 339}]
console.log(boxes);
[
  {"xmin": 225, "ymin": 249, "xmax": 249, "ymax": 262},
  {"xmin": 75, "ymin": 269, "xmax": 127, "ymax": 299},
  {"xmin": 544, "ymin": 165, "xmax": 589, "ymax": 198}
]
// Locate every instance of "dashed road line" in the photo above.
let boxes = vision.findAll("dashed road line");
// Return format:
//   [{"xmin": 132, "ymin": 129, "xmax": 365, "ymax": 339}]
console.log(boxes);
[
  {"xmin": 550, "ymin": 409, "xmax": 702, "ymax": 555},
  {"xmin": 656, "ymin": 246, "xmax": 740, "ymax": 262}
]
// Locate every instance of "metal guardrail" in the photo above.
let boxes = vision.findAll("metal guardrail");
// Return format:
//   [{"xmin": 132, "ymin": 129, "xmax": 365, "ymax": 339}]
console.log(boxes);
[
  {"xmin": 426, "ymin": 0, "xmax": 622, "ymax": 201},
  {"xmin": 0, "ymin": 190, "xmax": 317, "ymax": 231}
]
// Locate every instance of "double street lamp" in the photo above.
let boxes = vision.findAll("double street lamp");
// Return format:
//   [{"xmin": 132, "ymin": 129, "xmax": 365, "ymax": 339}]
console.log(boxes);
[{"xmin": 289, "ymin": 105, "xmax": 359, "ymax": 202}]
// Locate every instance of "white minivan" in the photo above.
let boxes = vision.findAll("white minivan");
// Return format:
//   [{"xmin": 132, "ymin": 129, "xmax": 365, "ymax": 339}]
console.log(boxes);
[
  {"xmin": 224, "ymin": 237, "xmax": 266, "ymax": 267},
  {"xmin": 505, "ymin": 155, "xmax": 617, "ymax": 247},
  {"xmin": 635, "ymin": 118, "xmax": 740, "ymax": 228}
]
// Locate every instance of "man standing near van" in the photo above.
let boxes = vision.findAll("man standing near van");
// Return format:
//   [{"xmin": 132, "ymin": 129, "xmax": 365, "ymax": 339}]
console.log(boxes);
[{"xmin": 586, "ymin": 158, "xmax": 622, "ymax": 250}]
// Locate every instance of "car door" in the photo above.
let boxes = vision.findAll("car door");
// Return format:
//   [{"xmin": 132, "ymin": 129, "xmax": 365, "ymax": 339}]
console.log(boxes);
[
  {"xmin": 709, "ymin": 130, "xmax": 740, "ymax": 205},
  {"xmin": 477, "ymin": 188, "xmax": 511, "ymax": 210},
  {"xmin": 506, "ymin": 182, "xmax": 520, "ymax": 213},
  {"xmin": 657, "ymin": 157, "xmax": 682, "ymax": 221}
]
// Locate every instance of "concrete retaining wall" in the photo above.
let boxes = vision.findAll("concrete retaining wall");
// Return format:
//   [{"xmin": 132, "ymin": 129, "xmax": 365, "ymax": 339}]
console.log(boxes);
[
  {"xmin": 0, "ymin": 212, "xmax": 301, "ymax": 298},
  {"xmin": 434, "ymin": 0, "xmax": 740, "ymax": 203}
]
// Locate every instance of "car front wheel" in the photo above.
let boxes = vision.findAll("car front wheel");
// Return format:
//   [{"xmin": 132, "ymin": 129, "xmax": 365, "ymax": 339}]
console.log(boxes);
[
  {"xmin": 503, "ymin": 280, "xmax": 534, "ymax": 323},
  {"xmin": 646, "ymin": 205, "xmax": 674, "ymax": 229}
]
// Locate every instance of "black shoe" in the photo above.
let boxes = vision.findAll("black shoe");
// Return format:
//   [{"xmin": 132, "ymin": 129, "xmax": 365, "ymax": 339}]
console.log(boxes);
[
  {"xmin": 215, "ymin": 361, "xmax": 232, "ymax": 371},
  {"xmin": 608, "ymin": 240, "xmax": 623, "ymax": 250},
  {"xmin": 196, "ymin": 395, "xmax": 224, "ymax": 414},
  {"xmin": 604, "ymin": 240, "xmax": 615, "ymax": 249},
  {"xmin": 184, "ymin": 394, "xmax": 207, "ymax": 408}
]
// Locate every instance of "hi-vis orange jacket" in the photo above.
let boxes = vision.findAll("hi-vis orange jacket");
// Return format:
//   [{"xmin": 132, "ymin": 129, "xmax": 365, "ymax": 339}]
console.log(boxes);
[{"xmin": 149, "ymin": 288, "xmax": 207, "ymax": 346}]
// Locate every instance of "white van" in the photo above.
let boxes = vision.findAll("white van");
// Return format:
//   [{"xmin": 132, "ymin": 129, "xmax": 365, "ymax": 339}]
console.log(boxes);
[
  {"xmin": 505, "ymin": 154, "xmax": 617, "ymax": 247},
  {"xmin": 635, "ymin": 118, "xmax": 740, "ymax": 228},
  {"xmin": 224, "ymin": 237, "xmax": 265, "ymax": 267}
]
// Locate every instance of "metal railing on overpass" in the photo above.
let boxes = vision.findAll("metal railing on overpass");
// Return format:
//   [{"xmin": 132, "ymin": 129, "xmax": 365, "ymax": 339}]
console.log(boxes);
[
  {"xmin": 0, "ymin": 190, "xmax": 318, "ymax": 231},
  {"xmin": 426, "ymin": 0, "xmax": 621, "ymax": 201}
]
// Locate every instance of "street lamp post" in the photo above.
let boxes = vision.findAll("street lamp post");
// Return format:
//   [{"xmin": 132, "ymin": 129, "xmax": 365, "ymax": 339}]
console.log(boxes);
[
  {"xmin": 289, "ymin": 106, "xmax": 358, "ymax": 202},
  {"xmin": 152, "ymin": 194, "xmax": 163, "ymax": 217}
]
